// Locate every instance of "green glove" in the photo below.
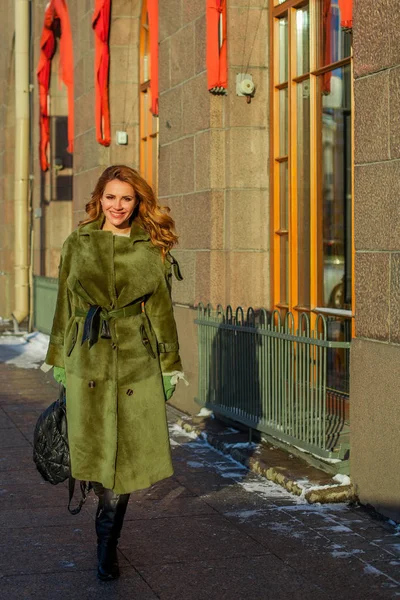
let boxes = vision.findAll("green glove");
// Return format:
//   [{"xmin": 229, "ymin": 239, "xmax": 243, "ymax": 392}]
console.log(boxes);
[
  {"xmin": 163, "ymin": 375, "xmax": 176, "ymax": 401},
  {"xmin": 53, "ymin": 366, "xmax": 66, "ymax": 387}
]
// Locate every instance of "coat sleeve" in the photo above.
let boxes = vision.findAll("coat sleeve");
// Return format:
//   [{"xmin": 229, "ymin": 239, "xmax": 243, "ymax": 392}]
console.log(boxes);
[
  {"xmin": 146, "ymin": 253, "xmax": 183, "ymax": 373},
  {"xmin": 45, "ymin": 243, "xmax": 72, "ymax": 368}
]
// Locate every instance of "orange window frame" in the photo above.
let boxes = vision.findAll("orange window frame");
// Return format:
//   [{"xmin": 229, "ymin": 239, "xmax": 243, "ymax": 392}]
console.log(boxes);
[
  {"xmin": 270, "ymin": 0, "xmax": 354, "ymax": 335},
  {"xmin": 139, "ymin": 0, "xmax": 159, "ymax": 190}
]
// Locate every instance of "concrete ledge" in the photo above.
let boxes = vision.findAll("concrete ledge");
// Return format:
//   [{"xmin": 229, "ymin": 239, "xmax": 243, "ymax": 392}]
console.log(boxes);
[{"xmin": 172, "ymin": 412, "xmax": 357, "ymax": 505}]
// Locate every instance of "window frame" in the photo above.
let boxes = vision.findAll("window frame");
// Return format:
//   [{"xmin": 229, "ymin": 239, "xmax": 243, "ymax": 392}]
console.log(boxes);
[{"xmin": 270, "ymin": 0, "xmax": 354, "ymax": 333}]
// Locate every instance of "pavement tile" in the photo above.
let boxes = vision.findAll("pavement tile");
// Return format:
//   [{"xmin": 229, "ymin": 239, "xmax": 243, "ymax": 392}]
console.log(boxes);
[
  {"xmin": 0, "ymin": 446, "xmax": 35, "ymax": 471},
  {"xmin": 279, "ymin": 550, "xmax": 400, "ymax": 599},
  {"xmin": 0, "ymin": 467, "xmax": 46, "ymax": 485},
  {"xmin": 1, "ymin": 406, "xmax": 43, "ymax": 428},
  {"xmin": 137, "ymin": 555, "xmax": 330, "ymax": 600},
  {"xmin": 0, "ymin": 505, "xmax": 91, "ymax": 529},
  {"xmin": 173, "ymin": 471, "xmax": 246, "ymax": 496},
  {"xmin": 350, "ymin": 524, "xmax": 400, "ymax": 541},
  {"xmin": 371, "ymin": 560, "xmax": 400, "ymax": 584},
  {"xmin": 0, "ymin": 481, "xmax": 71, "ymax": 510},
  {"xmin": 124, "ymin": 495, "xmax": 218, "ymax": 521},
  {"xmin": 171, "ymin": 458, "xmax": 216, "ymax": 475},
  {"xmin": 0, "ymin": 411, "xmax": 17, "ymax": 429},
  {"xmin": 120, "ymin": 513, "xmax": 269, "ymax": 567},
  {"xmin": 223, "ymin": 509, "xmax": 334, "ymax": 556},
  {"xmin": 282, "ymin": 506, "xmax": 349, "ymax": 529},
  {"xmin": 222, "ymin": 506, "xmax": 303, "ymax": 528},
  {"xmin": 323, "ymin": 535, "xmax": 398, "ymax": 562},
  {"xmin": 0, "ymin": 567, "xmax": 158, "ymax": 600},
  {"xmin": 0, "ymin": 428, "xmax": 31, "ymax": 448},
  {"xmin": 0, "ymin": 394, "xmax": 45, "ymax": 406},
  {"xmin": 139, "ymin": 476, "xmax": 197, "ymax": 499},
  {"xmin": 18, "ymin": 427, "xmax": 34, "ymax": 444},
  {"xmin": 0, "ymin": 523, "xmax": 129, "ymax": 576},
  {"xmin": 372, "ymin": 537, "xmax": 400, "ymax": 558},
  {"xmin": 84, "ymin": 488, "xmax": 218, "ymax": 522},
  {"xmin": 200, "ymin": 483, "xmax": 287, "ymax": 514}
]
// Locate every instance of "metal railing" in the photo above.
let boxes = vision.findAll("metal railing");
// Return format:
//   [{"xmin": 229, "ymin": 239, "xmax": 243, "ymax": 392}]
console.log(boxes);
[{"xmin": 195, "ymin": 303, "xmax": 351, "ymax": 459}]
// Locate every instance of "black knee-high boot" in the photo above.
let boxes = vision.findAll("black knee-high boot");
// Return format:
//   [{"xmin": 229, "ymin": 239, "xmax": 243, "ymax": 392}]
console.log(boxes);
[{"xmin": 92, "ymin": 483, "xmax": 130, "ymax": 581}]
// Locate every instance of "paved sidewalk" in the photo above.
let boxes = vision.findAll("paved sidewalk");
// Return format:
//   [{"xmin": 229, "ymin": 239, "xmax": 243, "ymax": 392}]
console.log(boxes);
[{"xmin": 0, "ymin": 362, "xmax": 399, "ymax": 599}]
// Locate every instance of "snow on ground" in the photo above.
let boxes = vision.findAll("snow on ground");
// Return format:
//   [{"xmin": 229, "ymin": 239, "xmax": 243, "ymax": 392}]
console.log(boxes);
[
  {"xmin": 168, "ymin": 421, "xmax": 307, "ymax": 504},
  {"xmin": 0, "ymin": 331, "xmax": 49, "ymax": 369},
  {"xmin": 168, "ymin": 420, "xmax": 400, "ymax": 590},
  {"xmin": 169, "ymin": 421, "xmax": 352, "ymax": 501},
  {"xmin": 332, "ymin": 473, "xmax": 351, "ymax": 485}
]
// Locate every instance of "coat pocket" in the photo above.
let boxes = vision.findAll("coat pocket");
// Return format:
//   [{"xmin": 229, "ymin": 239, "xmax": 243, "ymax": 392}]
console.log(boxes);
[
  {"xmin": 66, "ymin": 322, "xmax": 78, "ymax": 357},
  {"xmin": 140, "ymin": 324, "xmax": 156, "ymax": 359}
]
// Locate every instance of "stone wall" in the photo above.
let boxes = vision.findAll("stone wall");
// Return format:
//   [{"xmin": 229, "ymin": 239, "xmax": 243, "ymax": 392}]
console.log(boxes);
[
  {"xmin": 158, "ymin": 0, "xmax": 270, "ymax": 310},
  {"xmin": 351, "ymin": 1, "xmax": 400, "ymax": 521},
  {"xmin": 157, "ymin": 0, "xmax": 269, "ymax": 413}
]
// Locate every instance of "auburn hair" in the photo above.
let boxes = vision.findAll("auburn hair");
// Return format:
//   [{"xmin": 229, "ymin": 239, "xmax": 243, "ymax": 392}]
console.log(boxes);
[{"xmin": 80, "ymin": 165, "xmax": 178, "ymax": 258}]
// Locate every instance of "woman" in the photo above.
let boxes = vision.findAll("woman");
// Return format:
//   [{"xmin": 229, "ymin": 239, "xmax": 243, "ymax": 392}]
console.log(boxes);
[{"xmin": 45, "ymin": 165, "xmax": 185, "ymax": 581}]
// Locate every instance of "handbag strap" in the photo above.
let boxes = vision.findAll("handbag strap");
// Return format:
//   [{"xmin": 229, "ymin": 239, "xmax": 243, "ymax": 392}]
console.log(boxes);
[{"xmin": 68, "ymin": 476, "xmax": 91, "ymax": 515}]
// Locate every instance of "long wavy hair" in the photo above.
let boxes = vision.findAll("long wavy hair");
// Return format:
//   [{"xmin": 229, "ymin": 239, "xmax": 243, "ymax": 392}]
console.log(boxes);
[{"xmin": 80, "ymin": 165, "xmax": 178, "ymax": 257}]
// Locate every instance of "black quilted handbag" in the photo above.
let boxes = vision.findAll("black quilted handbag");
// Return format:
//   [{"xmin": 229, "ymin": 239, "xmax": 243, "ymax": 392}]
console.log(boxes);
[
  {"xmin": 33, "ymin": 385, "xmax": 69, "ymax": 485},
  {"xmin": 33, "ymin": 385, "xmax": 90, "ymax": 514}
]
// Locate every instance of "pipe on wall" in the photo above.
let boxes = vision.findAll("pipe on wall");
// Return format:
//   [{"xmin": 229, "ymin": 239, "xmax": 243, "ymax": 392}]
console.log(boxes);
[{"xmin": 12, "ymin": 0, "xmax": 31, "ymax": 325}]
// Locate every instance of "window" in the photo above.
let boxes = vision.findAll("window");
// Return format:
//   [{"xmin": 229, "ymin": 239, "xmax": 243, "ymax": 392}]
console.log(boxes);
[
  {"xmin": 271, "ymin": 0, "xmax": 353, "ymax": 400},
  {"xmin": 271, "ymin": 0, "xmax": 352, "ymax": 322},
  {"xmin": 139, "ymin": 1, "xmax": 159, "ymax": 189}
]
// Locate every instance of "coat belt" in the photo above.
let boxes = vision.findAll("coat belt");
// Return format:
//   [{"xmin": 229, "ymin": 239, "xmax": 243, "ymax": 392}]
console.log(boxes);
[{"xmin": 75, "ymin": 302, "xmax": 144, "ymax": 349}]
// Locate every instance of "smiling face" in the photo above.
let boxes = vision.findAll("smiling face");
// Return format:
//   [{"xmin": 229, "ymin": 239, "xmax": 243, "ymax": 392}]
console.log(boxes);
[{"xmin": 100, "ymin": 179, "xmax": 137, "ymax": 232}]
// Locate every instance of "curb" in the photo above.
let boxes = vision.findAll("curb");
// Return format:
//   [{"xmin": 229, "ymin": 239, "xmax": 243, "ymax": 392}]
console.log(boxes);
[{"xmin": 176, "ymin": 417, "xmax": 357, "ymax": 505}]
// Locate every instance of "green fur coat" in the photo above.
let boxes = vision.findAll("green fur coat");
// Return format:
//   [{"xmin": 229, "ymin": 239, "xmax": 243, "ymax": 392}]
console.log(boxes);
[{"xmin": 45, "ymin": 217, "xmax": 183, "ymax": 494}]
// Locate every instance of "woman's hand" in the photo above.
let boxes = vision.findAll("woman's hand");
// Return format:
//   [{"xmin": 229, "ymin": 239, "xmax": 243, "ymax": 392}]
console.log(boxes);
[
  {"xmin": 53, "ymin": 366, "xmax": 66, "ymax": 387},
  {"xmin": 162, "ymin": 375, "xmax": 176, "ymax": 401}
]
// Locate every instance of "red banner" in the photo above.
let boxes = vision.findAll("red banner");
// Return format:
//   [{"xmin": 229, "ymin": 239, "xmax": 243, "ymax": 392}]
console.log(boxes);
[
  {"xmin": 338, "ymin": 0, "xmax": 353, "ymax": 29},
  {"xmin": 92, "ymin": 0, "xmax": 111, "ymax": 146},
  {"xmin": 206, "ymin": 0, "xmax": 227, "ymax": 92},
  {"xmin": 148, "ymin": 0, "xmax": 159, "ymax": 116},
  {"xmin": 37, "ymin": 0, "xmax": 74, "ymax": 171}
]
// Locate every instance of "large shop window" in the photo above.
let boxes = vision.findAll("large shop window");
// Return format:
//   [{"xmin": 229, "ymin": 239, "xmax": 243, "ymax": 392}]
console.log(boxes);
[
  {"xmin": 140, "ymin": 0, "xmax": 159, "ymax": 190},
  {"xmin": 271, "ymin": 0, "xmax": 353, "ymax": 396}
]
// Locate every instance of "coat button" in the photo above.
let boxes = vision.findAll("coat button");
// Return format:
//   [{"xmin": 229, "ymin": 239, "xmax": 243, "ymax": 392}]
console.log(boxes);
[
  {"xmin": 88, "ymin": 381, "xmax": 96, "ymax": 388},
  {"xmin": 126, "ymin": 389, "xmax": 133, "ymax": 396},
  {"xmin": 112, "ymin": 343, "xmax": 117, "ymax": 350}
]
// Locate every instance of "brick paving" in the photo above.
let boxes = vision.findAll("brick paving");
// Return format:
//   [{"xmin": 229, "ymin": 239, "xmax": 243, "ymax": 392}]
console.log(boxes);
[{"xmin": 0, "ymin": 361, "xmax": 399, "ymax": 599}]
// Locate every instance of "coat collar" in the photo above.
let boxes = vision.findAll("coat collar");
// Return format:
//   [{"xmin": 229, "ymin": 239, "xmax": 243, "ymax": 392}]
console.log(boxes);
[{"xmin": 78, "ymin": 216, "xmax": 151, "ymax": 244}]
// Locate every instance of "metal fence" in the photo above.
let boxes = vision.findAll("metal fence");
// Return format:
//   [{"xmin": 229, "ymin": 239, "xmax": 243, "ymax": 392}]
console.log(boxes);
[
  {"xmin": 195, "ymin": 303, "xmax": 351, "ymax": 459},
  {"xmin": 33, "ymin": 275, "xmax": 58, "ymax": 334}
]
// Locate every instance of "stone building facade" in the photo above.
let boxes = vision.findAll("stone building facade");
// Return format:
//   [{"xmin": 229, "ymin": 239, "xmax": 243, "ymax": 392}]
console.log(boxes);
[
  {"xmin": 0, "ymin": 0, "xmax": 399, "ymax": 521},
  {"xmin": 351, "ymin": 0, "xmax": 400, "ymax": 521}
]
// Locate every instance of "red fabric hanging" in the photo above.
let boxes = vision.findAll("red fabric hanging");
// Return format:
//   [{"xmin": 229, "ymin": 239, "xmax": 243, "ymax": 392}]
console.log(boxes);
[
  {"xmin": 206, "ymin": 0, "xmax": 227, "ymax": 93},
  {"xmin": 37, "ymin": 6, "xmax": 56, "ymax": 171},
  {"xmin": 92, "ymin": 0, "xmax": 111, "ymax": 146},
  {"xmin": 37, "ymin": 0, "xmax": 74, "ymax": 171},
  {"xmin": 147, "ymin": 0, "xmax": 159, "ymax": 116},
  {"xmin": 338, "ymin": 0, "xmax": 353, "ymax": 29},
  {"xmin": 322, "ymin": 0, "xmax": 332, "ymax": 95}
]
